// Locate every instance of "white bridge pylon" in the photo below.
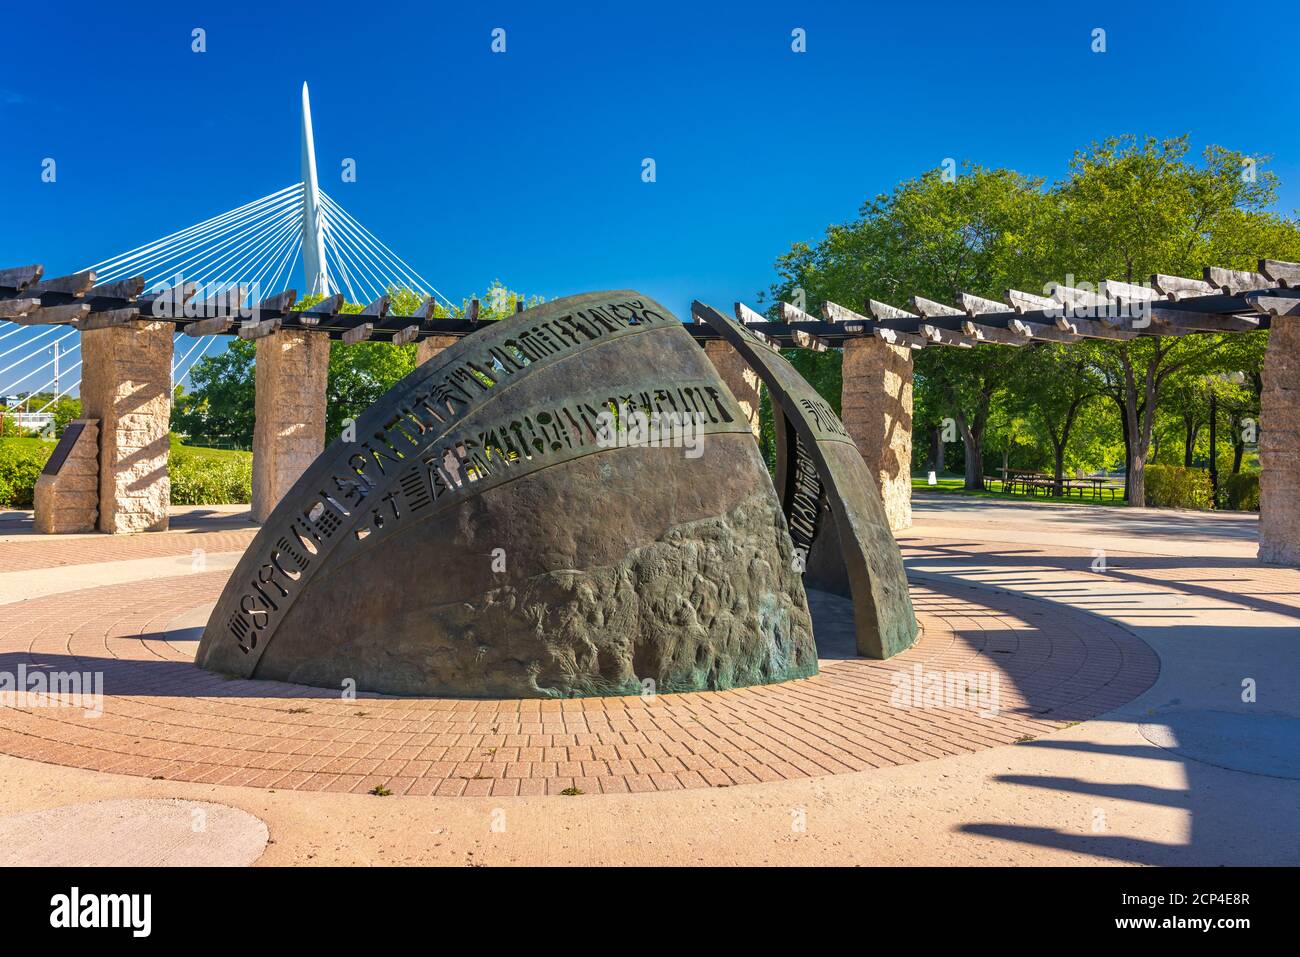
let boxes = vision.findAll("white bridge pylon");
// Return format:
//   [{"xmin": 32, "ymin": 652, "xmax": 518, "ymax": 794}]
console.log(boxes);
[{"xmin": 0, "ymin": 83, "xmax": 454, "ymax": 411}]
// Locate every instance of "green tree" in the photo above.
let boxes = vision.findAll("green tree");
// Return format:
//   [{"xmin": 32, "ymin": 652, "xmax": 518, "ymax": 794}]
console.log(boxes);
[
  {"xmin": 1049, "ymin": 135, "xmax": 1300, "ymax": 504},
  {"xmin": 766, "ymin": 164, "xmax": 1052, "ymax": 489}
]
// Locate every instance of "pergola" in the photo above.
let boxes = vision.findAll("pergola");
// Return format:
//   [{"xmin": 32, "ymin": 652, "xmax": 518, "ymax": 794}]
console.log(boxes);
[{"xmin": 2, "ymin": 258, "xmax": 1298, "ymax": 566}]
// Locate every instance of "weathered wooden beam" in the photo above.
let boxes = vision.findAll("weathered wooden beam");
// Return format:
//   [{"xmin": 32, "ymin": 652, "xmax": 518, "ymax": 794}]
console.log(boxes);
[
  {"xmin": 867, "ymin": 299, "xmax": 917, "ymax": 322},
  {"xmin": 187, "ymin": 284, "xmax": 248, "ymax": 320},
  {"xmin": 0, "ymin": 299, "xmax": 40, "ymax": 320},
  {"xmin": 1204, "ymin": 265, "xmax": 1273, "ymax": 295},
  {"xmin": 464, "ymin": 298, "xmax": 481, "ymax": 324},
  {"xmin": 734, "ymin": 302, "xmax": 769, "ymax": 325},
  {"xmin": 238, "ymin": 317, "xmax": 284, "ymax": 340},
  {"xmin": 961, "ymin": 320, "xmax": 1030, "ymax": 345},
  {"xmin": 1100, "ymin": 279, "xmax": 1160, "ymax": 310},
  {"xmin": 1148, "ymin": 306, "xmax": 1260, "ymax": 333},
  {"xmin": 392, "ymin": 325, "xmax": 421, "ymax": 346},
  {"xmin": 415, "ymin": 296, "xmax": 442, "ymax": 325},
  {"xmin": 78, "ymin": 308, "xmax": 141, "ymax": 332},
  {"xmin": 182, "ymin": 316, "xmax": 235, "ymax": 337},
  {"xmin": 872, "ymin": 327, "xmax": 925, "ymax": 350},
  {"xmin": 1012, "ymin": 319, "xmax": 1082, "ymax": 344},
  {"xmin": 778, "ymin": 302, "xmax": 831, "ymax": 350},
  {"xmin": 342, "ymin": 322, "xmax": 375, "ymax": 345},
  {"xmin": 1050, "ymin": 282, "xmax": 1110, "ymax": 309},
  {"xmin": 86, "ymin": 276, "xmax": 145, "ymax": 302},
  {"xmin": 1056, "ymin": 315, "xmax": 1138, "ymax": 340},
  {"xmin": 139, "ymin": 281, "xmax": 198, "ymax": 318},
  {"xmin": 0, "ymin": 264, "xmax": 43, "ymax": 291},
  {"xmin": 1134, "ymin": 316, "xmax": 1196, "ymax": 336},
  {"xmin": 1259, "ymin": 259, "xmax": 1300, "ymax": 288},
  {"xmin": 1245, "ymin": 288, "xmax": 1300, "ymax": 319},
  {"xmin": 821, "ymin": 301, "xmax": 872, "ymax": 333},
  {"xmin": 255, "ymin": 289, "xmax": 297, "ymax": 316},
  {"xmin": 24, "ymin": 270, "xmax": 95, "ymax": 298},
  {"xmin": 1006, "ymin": 289, "xmax": 1057, "ymax": 314},
  {"xmin": 296, "ymin": 294, "xmax": 345, "ymax": 326},
  {"xmin": 909, "ymin": 295, "xmax": 964, "ymax": 319},
  {"xmin": 359, "ymin": 294, "xmax": 390, "ymax": 318},
  {"xmin": 14, "ymin": 303, "xmax": 89, "ymax": 326},
  {"xmin": 1151, "ymin": 273, "xmax": 1217, "ymax": 300},
  {"xmin": 960, "ymin": 292, "xmax": 1007, "ymax": 316},
  {"xmin": 920, "ymin": 324, "xmax": 975, "ymax": 348}
]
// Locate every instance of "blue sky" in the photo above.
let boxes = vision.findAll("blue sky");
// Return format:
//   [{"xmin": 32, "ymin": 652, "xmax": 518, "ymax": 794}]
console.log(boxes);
[{"xmin": 2, "ymin": 0, "xmax": 1298, "ymax": 395}]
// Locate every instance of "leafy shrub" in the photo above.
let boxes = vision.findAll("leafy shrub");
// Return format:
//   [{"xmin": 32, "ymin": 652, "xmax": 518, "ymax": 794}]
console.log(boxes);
[
  {"xmin": 0, "ymin": 439, "xmax": 251, "ymax": 509},
  {"xmin": 1144, "ymin": 464, "xmax": 1213, "ymax": 510},
  {"xmin": 0, "ymin": 440, "xmax": 53, "ymax": 508},
  {"xmin": 168, "ymin": 449, "xmax": 252, "ymax": 505},
  {"xmin": 1225, "ymin": 471, "xmax": 1260, "ymax": 511}
]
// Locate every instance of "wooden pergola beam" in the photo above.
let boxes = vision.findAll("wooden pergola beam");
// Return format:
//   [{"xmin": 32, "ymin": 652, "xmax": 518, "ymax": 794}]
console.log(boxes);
[
  {"xmin": 1260, "ymin": 259, "xmax": 1300, "ymax": 288},
  {"xmin": 79, "ymin": 308, "xmax": 142, "ymax": 332},
  {"xmin": 1011, "ymin": 318, "xmax": 1083, "ymax": 344},
  {"xmin": 0, "ymin": 299, "xmax": 40, "ymax": 320},
  {"xmin": 962, "ymin": 320, "xmax": 1030, "ymax": 345},
  {"xmin": 1149, "ymin": 306, "xmax": 1261, "ymax": 333},
  {"xmin": 1005, "ymin": 288, "xmax": 1056, "ymax": 314},
  {"xmin": 0, "ymin": 264, "xmax": 44, "ymax": 292},
  {"xmin": 1205, "ymin": 265, "xmax": 1274, "ymax": 295},
  {"xmin": 779, "ymin": 302, "xmax": 831, "ymax": 350},
  {"xmin": 1245, "ymin": 288, "xmax": 1300, "ymax": 319},
  {"xmin": 1151, "ymin": 273, "xmax": 1216, "ymax": 300},
  {"xmin": 821, "ymin": 301, "xmax": 872, "ymax": 331},
  {"xmin": 873, "ymin": 327, "xmax": 926, "ymax": 349},
  {"xmin": 909, "ymin": 295, "xmax": 964, "ymax": 318},
  {"xmin": 867, "ymin": 299, "xmax": 917, "ymax": 322},
  {"xmin": 14, "ymin": 303, "xmax": 90, "ymax": 326},
  {"xmin": 24, "ymin": 270, "xmax": 96, "ymax": 298}
]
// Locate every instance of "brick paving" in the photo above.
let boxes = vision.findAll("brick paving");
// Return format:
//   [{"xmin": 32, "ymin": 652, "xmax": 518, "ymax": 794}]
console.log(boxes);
[
  {"xmin": 0, "ymin": 528, "xmax": 257, "ymax": 573},
  {"xmin": 0, "ymin": 551, "xmax": 1159, "ymax": 796}
]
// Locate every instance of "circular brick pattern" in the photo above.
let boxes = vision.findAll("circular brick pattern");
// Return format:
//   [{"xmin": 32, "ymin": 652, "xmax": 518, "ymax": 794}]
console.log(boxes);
[{"xmin": 0, "ymin": 566, "xmax": 1158, "ymax": 797}]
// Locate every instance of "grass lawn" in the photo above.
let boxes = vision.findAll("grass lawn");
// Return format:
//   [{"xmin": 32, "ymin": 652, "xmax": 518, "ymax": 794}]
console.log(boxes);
[
  {"xmin": 0, "ymin": 436, "xmax": 54, "ymax": 453},
  {"xmin": 170, "ymin": 441, "xmax": 251, "ymax": 463},
  {"xmin": 912, "ymin": 473, "xmax": 1128, "ymax": 507},
  {"xmin": 3, "ymin": 435, "xmax": 248, "ymax": 461}
]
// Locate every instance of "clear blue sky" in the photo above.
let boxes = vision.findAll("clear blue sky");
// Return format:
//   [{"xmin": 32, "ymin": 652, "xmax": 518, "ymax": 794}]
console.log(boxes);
[{"xmin": 2, "ymin": 0, "xmax": 1298, "ymax": 394}]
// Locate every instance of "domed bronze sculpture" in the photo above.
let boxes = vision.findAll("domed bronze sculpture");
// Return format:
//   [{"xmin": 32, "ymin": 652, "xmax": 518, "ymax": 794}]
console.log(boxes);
[{"xmin": 197, "ymin": 291, "xmax": 915, "ymax": 697}]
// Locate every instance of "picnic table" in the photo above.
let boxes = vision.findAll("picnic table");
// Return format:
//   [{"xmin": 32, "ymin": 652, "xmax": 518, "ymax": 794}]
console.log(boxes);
[{"xmin": 996, "ymin": 468, "xmax": 1123, "ymax": 501}]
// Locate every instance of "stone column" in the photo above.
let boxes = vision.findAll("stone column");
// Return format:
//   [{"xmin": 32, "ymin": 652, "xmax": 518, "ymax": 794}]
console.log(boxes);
[
  {"xmin": 33, "ymin": 419, "xmax": 99, "ymax": 533},
  {"xmin": 841, "ymin": 338, "xmax": 913, "ymax": 530},
  {"xmin": 80, "ymin": 321, "xmax": 174, "ymax": 533},
  {"xmin": 1260, "ymin": 315, "xmax": 1300, "ymax": 565},
  {"xmin": 703, "ymin": 340, "xmax": 762, "ymax": 438},
  {"xmin": 252, "ymin": 329, "xmax": 330, "ymax": 523},
  {"xmin": 416, "ymin": 335, "xmax": 458, "ymax": 366}
]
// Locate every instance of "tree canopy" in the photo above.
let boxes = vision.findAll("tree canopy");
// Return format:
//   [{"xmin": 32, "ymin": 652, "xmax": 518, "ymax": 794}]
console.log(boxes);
[{"xmin": 764, "ymin": 135, "xmax": 1300, "ymax": 505}]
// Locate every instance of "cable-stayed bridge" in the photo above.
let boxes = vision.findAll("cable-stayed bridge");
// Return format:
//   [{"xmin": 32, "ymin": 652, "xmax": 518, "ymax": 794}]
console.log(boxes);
[{"xmin": 0, "ymin": 84, "xmax": 454, "ymax": 423}]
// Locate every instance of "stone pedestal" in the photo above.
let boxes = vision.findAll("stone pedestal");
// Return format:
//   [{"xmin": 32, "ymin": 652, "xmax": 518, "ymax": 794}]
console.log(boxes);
[
  {"xmin": 33, "ymin": 419, "xmax": 99, "ymax": 533},
  {"xmin": 841, "ymin": 338, "xmax": 913, "ymax": 531},
  {"xmin": 415, "ymin": 334, "xmax": 457, "ymax": 366},
  {"xmin": 703, "ymin": 340, "xmax": 762, "ymax": 438},
  {"xmin": 252, "ymin": 329, "xmax": 330, "ymax": 523},
  {"xmin": 80, "ymin": 321, "xmax": 173, "ymax": 533},
  {"xmin": 1260, "ymin": 315, "xmax": 1300, "ymax": 565}
]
